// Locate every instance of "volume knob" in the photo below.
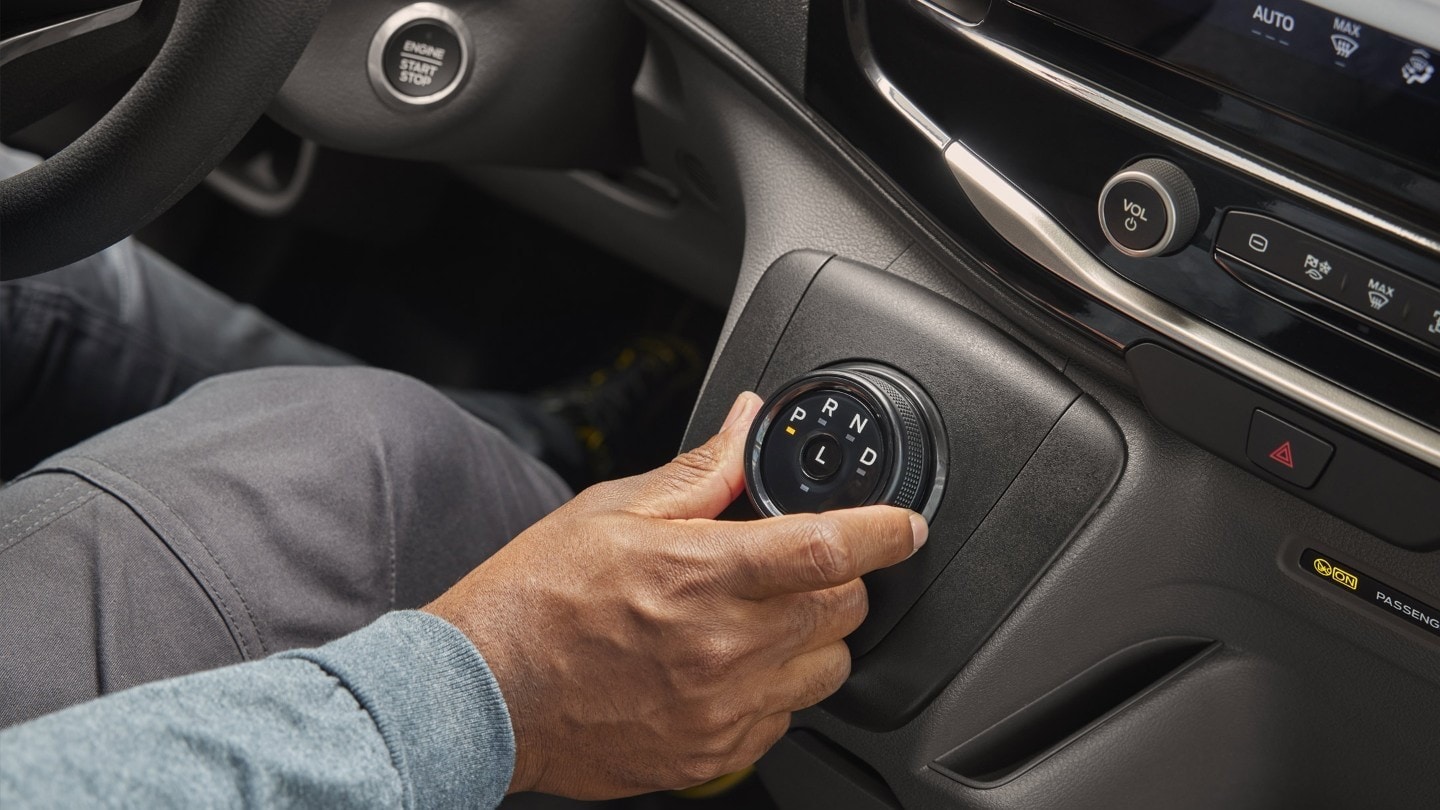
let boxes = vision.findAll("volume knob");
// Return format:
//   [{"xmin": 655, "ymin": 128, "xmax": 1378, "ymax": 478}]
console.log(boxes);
[{"xmin": 1098, "ymin": 157, "xmax": 1200, "ymax": 258}]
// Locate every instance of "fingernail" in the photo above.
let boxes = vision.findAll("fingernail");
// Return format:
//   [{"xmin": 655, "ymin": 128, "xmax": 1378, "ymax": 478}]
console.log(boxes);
[
  {"xmin": 721, "ymin": 392, "xmax": 756, "ymax": 432},
  {"xmin": 909, "ymin": 513, "xmax": 929, "ymax": 551}
]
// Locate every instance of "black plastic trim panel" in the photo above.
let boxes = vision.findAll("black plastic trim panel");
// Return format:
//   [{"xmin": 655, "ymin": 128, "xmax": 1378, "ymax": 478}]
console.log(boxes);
[
  {"xmin": 1128, "ymin": 342, "xmax": 1440, "ymax": 549},
  {"xmin": 685, "ymin": 253, "xmax": 1125, "ymax": 726}
]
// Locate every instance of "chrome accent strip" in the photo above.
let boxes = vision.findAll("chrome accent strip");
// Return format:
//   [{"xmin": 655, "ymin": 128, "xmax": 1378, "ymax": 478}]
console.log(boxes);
[
  {"xmin": 845, "ymin": 0, "xmax": 950, "ymax": 150},
  {"xmin": 944, "ymin": 140, "xmax": 1440, "ymax": 468},
  {"xmin": 842, "ymin": 0, "xmax": 1440, "ymax": 466},
  {"xmin": 907, "ymin": 0, "xmax": 1440, "ymax": 257},
  {"xmin": 0, "ymin": 1, "xmax": 143, "ymax": 66},
  {"xmin": 367, "ymin": 3, "xmax": 471, "ymax": 108}
]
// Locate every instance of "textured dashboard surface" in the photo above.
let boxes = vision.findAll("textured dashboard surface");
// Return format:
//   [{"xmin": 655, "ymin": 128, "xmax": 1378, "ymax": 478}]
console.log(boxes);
[{"xmin": 654, "ymin": 0, "xmax": 1440, "ymax": 806}]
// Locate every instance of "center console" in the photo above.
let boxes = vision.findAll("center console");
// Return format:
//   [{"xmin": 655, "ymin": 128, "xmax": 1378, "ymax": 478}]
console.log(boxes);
[
  {"xmin": 799, "ymin": 0, "xmax": 1440, "ymax": 549},
  {"xmin": 659, "ymin": 0, "xmax": 1440, "ymax": 805},
  {"xmin": 695, "ymin": 250, "xmax": 1125, "ymax": 724}
]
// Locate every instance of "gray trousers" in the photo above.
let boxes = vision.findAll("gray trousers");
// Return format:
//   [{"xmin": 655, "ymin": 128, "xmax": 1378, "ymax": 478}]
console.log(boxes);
[
  {"xmin": 0, "ymin": 365, "xmax": 571, "ymax": 729},
  {"xmin": 0, "ymin": 148, "xmax": 572, "ymax": 729},
  {"xmin": 0, "ymin": 234, "xmax": 579, "ymax": 482}
]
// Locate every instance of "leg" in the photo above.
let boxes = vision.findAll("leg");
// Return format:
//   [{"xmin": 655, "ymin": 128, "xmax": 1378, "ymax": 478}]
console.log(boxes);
[
  {"xmin": 1, "ymin": 145, "xmax": 580, "ymax": 479},
  {"xmin": 0, "ymin": 249, "xmax": 588, "ymax": 481},
  {"xmin": 0, "ymin": 242, "xmax": 356, "ymax": 480},
  {"xmin": 0, "ymin": 367, "xmax": 570, "ymax": 728}
]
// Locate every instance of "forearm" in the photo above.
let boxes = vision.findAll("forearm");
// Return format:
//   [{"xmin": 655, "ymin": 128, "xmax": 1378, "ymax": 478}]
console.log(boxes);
[{"xmin": 0, "ymin": 611, "xmax": 514, "ymax": 809}]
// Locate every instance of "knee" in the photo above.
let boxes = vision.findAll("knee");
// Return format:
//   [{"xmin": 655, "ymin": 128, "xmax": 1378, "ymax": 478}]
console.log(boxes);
[
  {"xmin": 179, "ymin": 366, "xmax": 497, "ymax": 505},
  {"xmin": 188, "ymin": 366, "xmax": 462, "ymax": 434}
]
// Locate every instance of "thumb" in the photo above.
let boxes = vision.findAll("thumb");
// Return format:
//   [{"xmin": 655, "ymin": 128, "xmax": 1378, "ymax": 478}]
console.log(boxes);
[{"xmin": 625, "ymin": 391, "xmax": 763, "ymax": 520}]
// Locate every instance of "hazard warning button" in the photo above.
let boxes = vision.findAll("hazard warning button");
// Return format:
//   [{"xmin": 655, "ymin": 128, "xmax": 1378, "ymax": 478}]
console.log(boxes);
[{"xmin": 1245, "ymin": 410, "xmax": 1334, "ymax": 489}]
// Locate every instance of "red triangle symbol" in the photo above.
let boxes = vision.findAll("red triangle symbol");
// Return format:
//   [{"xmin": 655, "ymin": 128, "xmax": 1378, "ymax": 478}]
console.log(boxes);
[{"xmin": 1268, "ymin": 441, "xmax": 1295, "ymax": 469}]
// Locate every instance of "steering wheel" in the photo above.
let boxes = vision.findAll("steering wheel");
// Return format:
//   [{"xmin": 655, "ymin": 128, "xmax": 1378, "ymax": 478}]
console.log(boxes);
[{"xmin": 0, "ymin": 0, "xmax": 331, "ymax": 279}]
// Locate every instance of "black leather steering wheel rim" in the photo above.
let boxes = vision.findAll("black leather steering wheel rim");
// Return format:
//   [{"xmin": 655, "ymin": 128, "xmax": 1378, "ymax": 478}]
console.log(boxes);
[{"xmin": 0, "ymin": 0, "xmax": 331, "ymax": 279}]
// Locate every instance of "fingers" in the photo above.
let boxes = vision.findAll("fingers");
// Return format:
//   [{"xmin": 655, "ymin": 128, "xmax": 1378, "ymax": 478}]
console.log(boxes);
[
  {"xmin": 623, "ymin": 392, "xmax": 763, "ymax": 521},
  {"xmin": 760, "ymin": 579, "xmax": 869, "ymax": 656},
  {"xmin": 770, "ymin": 642, "xmax": 853, "ymax": 713},
  {"xmin": 723, "ymin": 505, "xmax": 926, "ymax": 598},
  {"xmin": 712, "ymin": 713, "xmax": 792, "ymax": 784},
  {"xmin": 694, "ymin": 645, "xmax": 847, "ymax": 784}
]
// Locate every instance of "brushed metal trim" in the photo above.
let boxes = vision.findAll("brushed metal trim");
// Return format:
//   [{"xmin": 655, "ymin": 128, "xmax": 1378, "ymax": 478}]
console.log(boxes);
[
  {"xmin": 944, "ymin": 139, "xmax": 1440, "ymax": 468},
  {"xmin": 0, "ymin": 1, "xmax": 143, "ymax": 66},
  {"xmin": 845, "ymin": 0, "xmax": 950, "ymax": 150},
  {"xmin": 842, "ymin": 0, "xmax": 1440, "ymax": 466}
]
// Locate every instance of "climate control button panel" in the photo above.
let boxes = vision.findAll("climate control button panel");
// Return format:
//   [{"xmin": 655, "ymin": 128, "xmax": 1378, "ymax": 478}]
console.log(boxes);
[{"xmin": 1215, "ymin": 211, "xmax": 1440, "ymax": 352}]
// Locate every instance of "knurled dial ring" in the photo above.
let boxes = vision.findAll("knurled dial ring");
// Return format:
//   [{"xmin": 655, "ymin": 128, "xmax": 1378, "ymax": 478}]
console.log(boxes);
[{"xmin": 744, "ymin": 363, "xmax": 947, "ymax": 521}]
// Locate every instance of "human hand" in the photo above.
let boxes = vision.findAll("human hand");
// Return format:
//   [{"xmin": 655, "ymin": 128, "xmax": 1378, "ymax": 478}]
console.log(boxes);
[{"xmin": 424, "ymin": 391, "xmax": 927, "ymax": 799}]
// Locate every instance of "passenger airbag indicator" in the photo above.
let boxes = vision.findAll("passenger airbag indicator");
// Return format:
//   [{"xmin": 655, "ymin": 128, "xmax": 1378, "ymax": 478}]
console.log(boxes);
[{"xmin": 1300, "ymin": 549, "xmax": 1440, "ymax": 639}]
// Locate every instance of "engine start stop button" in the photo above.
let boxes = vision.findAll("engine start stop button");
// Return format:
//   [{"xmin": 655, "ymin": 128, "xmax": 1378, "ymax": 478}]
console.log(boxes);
[{"xmin": 368, "ymin": 3, "xmax": 470, "ymax": 106}]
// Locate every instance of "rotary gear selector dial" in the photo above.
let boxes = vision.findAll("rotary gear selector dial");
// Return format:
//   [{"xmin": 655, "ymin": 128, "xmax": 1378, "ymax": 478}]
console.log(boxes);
[{"xmin": 744, "ymin": 364, "xmax": 947, "ymax": 520}]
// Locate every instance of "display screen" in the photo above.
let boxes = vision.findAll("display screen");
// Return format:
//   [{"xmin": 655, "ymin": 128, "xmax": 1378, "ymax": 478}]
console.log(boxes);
[{"xmin": 1012, "ymin": 0, "xmax": 1440, "ymax": 174}]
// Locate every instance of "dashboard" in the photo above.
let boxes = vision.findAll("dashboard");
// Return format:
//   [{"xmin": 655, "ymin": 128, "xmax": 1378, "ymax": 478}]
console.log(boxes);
[
  {"xmin": 803, "ymin": 0, "xmax": 1440, "ymax": 547},
  {"xmin": 5, "ymin": 0, "xmax": 1437, "ymax": 806},
  {"xmin": 663, "ymin": 0, "xmax": 1440, "ymax": 806},
  {"xmin": 1024, "ymin": 0, "xmax": 1440, "ymax": 174}
]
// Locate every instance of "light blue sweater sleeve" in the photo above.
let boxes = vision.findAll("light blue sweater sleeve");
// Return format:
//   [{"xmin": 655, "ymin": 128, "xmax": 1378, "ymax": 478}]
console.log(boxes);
[{"xmin": 0, "ymin": 611, "xmax": 514, "ymax": 809}]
